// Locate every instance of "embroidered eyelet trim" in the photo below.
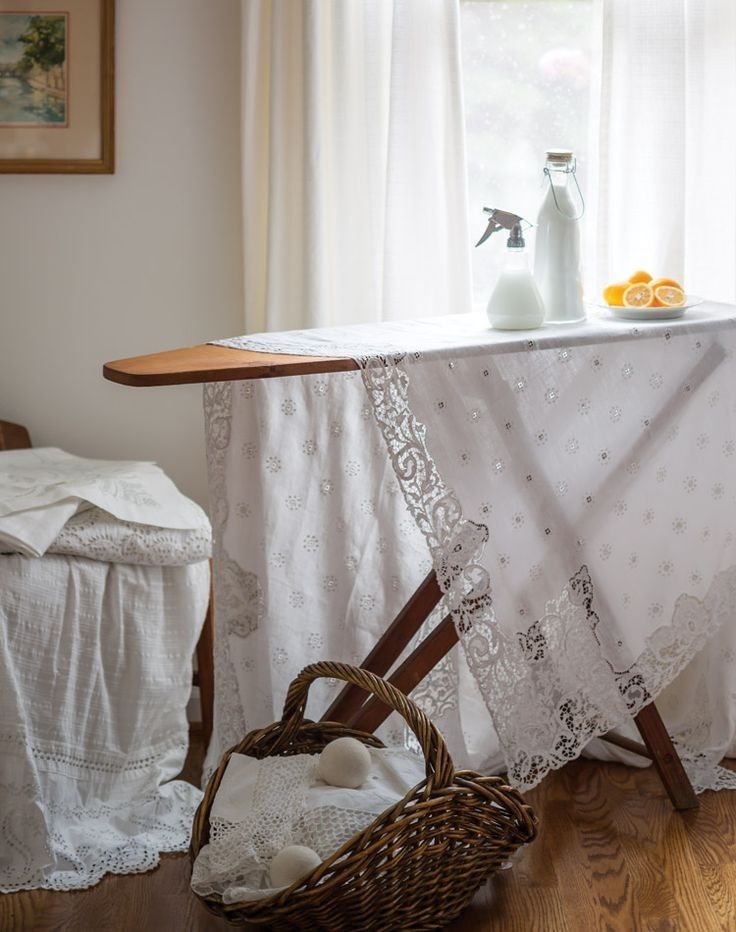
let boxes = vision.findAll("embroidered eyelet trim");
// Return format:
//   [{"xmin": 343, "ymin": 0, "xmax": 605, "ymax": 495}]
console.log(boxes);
[{"xmin": 0, "ymin": 732, "xmax": 202, "ymax": 892}]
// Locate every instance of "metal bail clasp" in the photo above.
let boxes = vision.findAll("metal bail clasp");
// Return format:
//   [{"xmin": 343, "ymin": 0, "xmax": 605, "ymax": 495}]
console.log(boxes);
[{"xmin": 543, "ymin": 157, "xmax": 585, "ymax": 221}]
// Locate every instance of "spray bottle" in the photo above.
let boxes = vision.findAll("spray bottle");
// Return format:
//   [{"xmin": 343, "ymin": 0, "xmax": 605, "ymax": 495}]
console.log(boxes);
[{"xmin": 476, "ymin": 208, "xmax": 546, "ymax": 331}]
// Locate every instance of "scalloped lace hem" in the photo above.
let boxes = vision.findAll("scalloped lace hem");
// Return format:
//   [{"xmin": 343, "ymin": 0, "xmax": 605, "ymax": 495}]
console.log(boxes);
[
  {"xmin": 357, "ymin": 353, "xmax": 736, "ymax": 794},
  {"xmin": 0, "ymin": 779, "xmax": 203, "ymax": 892}
]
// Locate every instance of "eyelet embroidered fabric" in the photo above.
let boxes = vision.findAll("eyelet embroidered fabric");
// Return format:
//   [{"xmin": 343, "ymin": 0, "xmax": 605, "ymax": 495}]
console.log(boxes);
[
  {"xmin": 46, "ymin": 505, "xmax": 212, "ymax": 565},
  {"xmin": 0, "ymin": 555, "xmax": 210, "ymax": 891},
  {"xmin": 0, "ymin": 447, "xmax": 210, "ymax": 558},
  {"xmin": 0, "ymin": 450, "xmax": 214, "ymax": 892},
  {"xmin": 191, "ymin": 748, "xmax": 427, "ymax": 903},
  {"xmin": 205, "ymin": 304, "xmax": 736, "ymax": 794}
]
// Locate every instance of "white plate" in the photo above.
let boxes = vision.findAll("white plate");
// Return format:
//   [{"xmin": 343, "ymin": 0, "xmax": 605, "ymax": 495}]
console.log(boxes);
[{"xmin": 597, "ymin": 296, "xmax": 702, "ymax": 321}]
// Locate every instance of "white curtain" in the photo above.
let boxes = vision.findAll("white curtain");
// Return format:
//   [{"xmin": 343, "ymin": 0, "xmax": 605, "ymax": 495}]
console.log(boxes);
[
  {"xmin": 241, "ymin": 0, "xmax": 471, "ymax": 332},
  {"xmin": 589, "ymin": 0, "xmax": 736, "ymax": 302}
]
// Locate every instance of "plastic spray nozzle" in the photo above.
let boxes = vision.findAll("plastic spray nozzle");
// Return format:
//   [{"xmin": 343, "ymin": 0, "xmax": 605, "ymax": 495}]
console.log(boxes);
[{"xmin": 476, "ymin": 208, "xmax": 529, "ymax": 249}]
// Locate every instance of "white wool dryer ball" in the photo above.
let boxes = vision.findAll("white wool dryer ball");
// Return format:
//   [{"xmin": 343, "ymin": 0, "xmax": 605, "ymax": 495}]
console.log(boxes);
[
  {"xmin": 270, "ymin": 845, "xmax": 322, "ymax": 888},
  {"xmin": 318, "ymin": 736, "xmax": 372, "ymax": 788}
]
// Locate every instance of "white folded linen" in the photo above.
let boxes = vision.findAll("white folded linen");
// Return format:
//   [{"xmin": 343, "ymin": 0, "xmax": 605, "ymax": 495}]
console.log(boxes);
[
  {"xmin": 0, "ymin": 498, "xmax": 88, "ymax": 557},
  {"xmin": 47, "ymin": 505, "xmax": 212, "ymax": 566},
  {"xmin": 0, "ymin": 447, "xmax": 209, "ymax": 557}
]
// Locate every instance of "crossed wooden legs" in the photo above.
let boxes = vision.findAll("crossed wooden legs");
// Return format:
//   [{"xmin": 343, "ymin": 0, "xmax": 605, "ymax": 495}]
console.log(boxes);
[{"xmin": 322, "ymin": 571, "xmax": 698, "ymax": 811}]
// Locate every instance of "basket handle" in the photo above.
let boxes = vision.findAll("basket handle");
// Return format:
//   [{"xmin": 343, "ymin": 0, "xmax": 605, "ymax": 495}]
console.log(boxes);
[{"xmin": 277, "ymin": 661, "xmax": 455, "ymax": 790}]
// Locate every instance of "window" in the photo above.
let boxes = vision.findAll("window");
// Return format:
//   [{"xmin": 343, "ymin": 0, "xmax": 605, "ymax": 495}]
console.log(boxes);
[{"xmin": 461, "ymin": 0, "xmax": 595, "ymax": 306}]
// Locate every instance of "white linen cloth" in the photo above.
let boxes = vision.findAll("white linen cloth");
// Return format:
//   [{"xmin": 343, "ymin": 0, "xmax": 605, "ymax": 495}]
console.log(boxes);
[
  {"xmin": 0, "ymin": 554, "xmax": 209, "ymax": 892},
  {"xmin": 589, "ymin": 0, "xmax": 736, "ymax": 303},
  {"xmin": 191, "ymin": 747, "xmax": 427, "ymax": 903},
  {"xmin": 0, "ymin": 447, "xmax": 209, "ymax": 557},
  {"xmin": 46, "ymin": 506, "xmax": 212, "ymax": 566},
  {"xmin": 0, "ymin": 450, "xmax": 212, "ymax": 890},
  {"xmin": 204, "ymin": 303, "xmax": 736, "ymax": 794},
  {"xmin": 0, "ymin": 497, "xmax": 84, "ymax": 559},
  {"xmin": 240, "ymin": 0, "xmax": 470, "ymax": 331}
]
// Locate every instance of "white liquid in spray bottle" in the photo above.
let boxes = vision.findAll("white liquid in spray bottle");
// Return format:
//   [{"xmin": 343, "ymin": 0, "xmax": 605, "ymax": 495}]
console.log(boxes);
[{"xmin": 476, "ymin": 208, "xmax": 545, "ymax": 331}]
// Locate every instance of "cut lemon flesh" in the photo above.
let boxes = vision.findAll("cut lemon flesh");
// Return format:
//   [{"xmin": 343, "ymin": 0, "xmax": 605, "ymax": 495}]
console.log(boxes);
[
  {"xmin": 650, "ymin": 277, "xmax": 683, "ymax": 291},
  {"xmin": 653, "ymin": 285, "xmax": 686, "ymax": 307},
  {"xmin": 623, "ymin": 282, "xmax": 654, "ymax": 307}
]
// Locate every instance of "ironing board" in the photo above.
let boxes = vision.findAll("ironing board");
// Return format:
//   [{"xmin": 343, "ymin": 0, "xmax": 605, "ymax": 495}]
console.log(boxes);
[{"xmin": 104, "ymin": 342, "xmax": 698, "ymax": 811}]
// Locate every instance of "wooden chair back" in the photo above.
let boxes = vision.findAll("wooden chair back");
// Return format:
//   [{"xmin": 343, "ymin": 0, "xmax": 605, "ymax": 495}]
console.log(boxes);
[{"xmin": 0, "ymin": 419, "xmax": 32, "ymax": 451}]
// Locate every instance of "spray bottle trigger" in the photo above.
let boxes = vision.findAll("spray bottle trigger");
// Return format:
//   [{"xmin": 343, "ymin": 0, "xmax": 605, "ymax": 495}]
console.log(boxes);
[
  {"xmin": 475, "ymin": 208, "xmax": 529, "ymax": 248},
  {"xmin": 475, "ymin": 218, "xmax": 503, "ymax": 248}
]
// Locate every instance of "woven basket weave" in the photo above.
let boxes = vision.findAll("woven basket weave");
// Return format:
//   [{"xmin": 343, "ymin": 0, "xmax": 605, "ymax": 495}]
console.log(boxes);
[{"xmin": 190, "ymin": 661, "xmax": 538, "ymax": 930}]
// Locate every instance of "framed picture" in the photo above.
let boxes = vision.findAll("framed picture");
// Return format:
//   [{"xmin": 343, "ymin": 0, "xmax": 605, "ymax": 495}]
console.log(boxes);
[{"xmin": 0, "ymin": 0, "xmax": 113, "ymax": 173}]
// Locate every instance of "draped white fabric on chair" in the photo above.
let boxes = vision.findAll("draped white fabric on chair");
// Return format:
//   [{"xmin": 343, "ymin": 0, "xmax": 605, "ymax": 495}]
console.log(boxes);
[
  {"xmin": 589, "ymin": 0, "xmax": 736, "ymax": 302},
  {"xmin": 240, "ymin": 0, "xmax": 471, "ymax": 332}
]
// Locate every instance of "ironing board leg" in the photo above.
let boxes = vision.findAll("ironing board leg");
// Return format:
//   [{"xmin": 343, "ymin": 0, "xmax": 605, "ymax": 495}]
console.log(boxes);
[
  {"xmin": 321, "ymin": 570, "xmax": 442, "ymax": 724},
  {"xmin": 348, "ymin": 613, "xmax": 457, "ymax": 734},
  {"xmin": 633, "ymin": 703, "xmax": 698, "ymax": 810},
  {"xmin": 324, "ymin": 573, "xmax": 698, "ymax": 811}
]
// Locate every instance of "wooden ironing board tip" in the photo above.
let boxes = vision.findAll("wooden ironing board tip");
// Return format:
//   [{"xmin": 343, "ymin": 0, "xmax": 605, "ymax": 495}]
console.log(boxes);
[{"xmin": 102, "ymin": 343, "xmax": 357, "ymax": 387}]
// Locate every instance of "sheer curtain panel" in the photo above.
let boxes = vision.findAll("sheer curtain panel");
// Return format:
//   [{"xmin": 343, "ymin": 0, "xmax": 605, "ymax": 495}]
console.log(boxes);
[
  {"xmin": 590, "ymin": 0, "xmax": 736, "ymax": 302},
  {"xmin": 240, "ymin": 0, "xmax": 471, "ymax": 332}
]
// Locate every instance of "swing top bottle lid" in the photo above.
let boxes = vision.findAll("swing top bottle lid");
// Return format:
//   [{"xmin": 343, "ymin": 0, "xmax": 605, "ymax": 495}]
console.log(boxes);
[{"xmin": 546, "ymin": 148, "xmax": 573, "ymax": 162}]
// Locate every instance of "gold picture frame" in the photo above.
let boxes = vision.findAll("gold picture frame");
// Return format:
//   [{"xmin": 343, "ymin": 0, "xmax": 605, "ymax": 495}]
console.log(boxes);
[{"xmin": 0, "ymin": 0, "xmax": 114, "ymax": 173}]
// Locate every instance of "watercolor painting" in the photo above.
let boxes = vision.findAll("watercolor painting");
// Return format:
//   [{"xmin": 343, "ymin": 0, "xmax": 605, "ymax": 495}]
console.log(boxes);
[{"xmin": 0, "ymin": 13, "xmax": 67, "ymax": 126}]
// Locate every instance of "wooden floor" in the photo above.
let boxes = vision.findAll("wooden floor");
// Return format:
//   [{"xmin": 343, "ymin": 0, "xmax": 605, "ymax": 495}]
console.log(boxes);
[{"xmin": 2, "ymin": 737, "xmax": 734, "ymax": 932}]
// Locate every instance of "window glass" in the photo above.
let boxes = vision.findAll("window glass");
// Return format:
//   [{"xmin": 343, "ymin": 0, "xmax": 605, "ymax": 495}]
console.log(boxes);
[{"xmin": 461, "ymin": 0, "xmax": 595, "ymax": 306}]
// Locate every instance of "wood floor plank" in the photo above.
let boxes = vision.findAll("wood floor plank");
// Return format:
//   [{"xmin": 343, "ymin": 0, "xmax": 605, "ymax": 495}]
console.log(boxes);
[
  {"xmin": 657, "ymin": 811, "xmax": 724, "ymax": 931},
  {"xmin": 1, "ymin": 746, "xmax": 734, "ymax": 931},
  {"xmin": 559, "ymin": 762, "xmax": 648, "ymax": 931},
  {"xmin": 604, "ymin": 762, "xmax": 682, "ymax": 928},
  {"xmin": 701, "ymin": 863, "xmax": 736, "ymax": 930},
  {"xmin": 542, "ymin": 793, "xmax": 613, "ymax": 928}
]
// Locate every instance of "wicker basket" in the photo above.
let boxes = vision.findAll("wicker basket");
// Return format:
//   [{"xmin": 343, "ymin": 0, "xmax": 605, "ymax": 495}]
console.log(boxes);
[{"xmin": 190, "ymin": 662, "xmax": 538, "ymax": 930}]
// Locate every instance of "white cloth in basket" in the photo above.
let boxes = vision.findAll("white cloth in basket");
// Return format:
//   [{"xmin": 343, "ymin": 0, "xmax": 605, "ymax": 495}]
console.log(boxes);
[{"xmin": 191, "ymin": 748, "xmax": 427, "ymax": 903}]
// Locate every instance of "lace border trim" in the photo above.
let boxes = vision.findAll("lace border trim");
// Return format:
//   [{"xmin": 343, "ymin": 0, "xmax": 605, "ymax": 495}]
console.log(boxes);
[{"xmin": 357, "ymin": 353, "xmax": 736, "ymax": 792}]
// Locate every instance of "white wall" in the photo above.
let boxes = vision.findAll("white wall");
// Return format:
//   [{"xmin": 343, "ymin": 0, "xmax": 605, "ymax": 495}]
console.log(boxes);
[{"xmin": 0, "ymin": 0, "xmax": 243, "ymax": 507}]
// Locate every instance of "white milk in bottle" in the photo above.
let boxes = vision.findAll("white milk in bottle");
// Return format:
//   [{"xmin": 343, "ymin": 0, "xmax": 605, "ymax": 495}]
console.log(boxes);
[{"xmin": 534, "ymin": 149, "xmax": 586, "ymax": 324}]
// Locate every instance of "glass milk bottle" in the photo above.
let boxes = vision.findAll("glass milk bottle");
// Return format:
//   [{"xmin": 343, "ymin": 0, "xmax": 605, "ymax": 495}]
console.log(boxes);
[{"xmin": 534, "ymin": 149, "xmax": 586, "ymax": 324}]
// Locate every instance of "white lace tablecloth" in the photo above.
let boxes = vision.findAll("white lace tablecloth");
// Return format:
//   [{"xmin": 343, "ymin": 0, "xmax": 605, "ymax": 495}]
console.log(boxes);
[{"xmin": 203, "ymin": 304, "xmax": 736, "ymax": 793}]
